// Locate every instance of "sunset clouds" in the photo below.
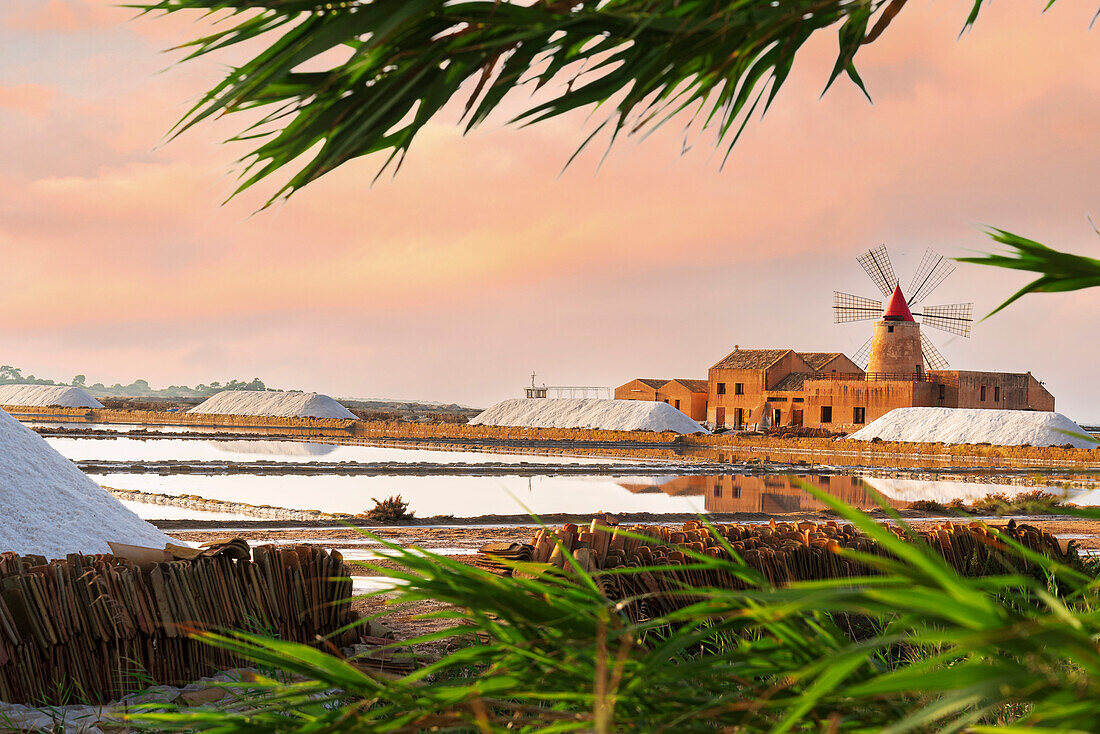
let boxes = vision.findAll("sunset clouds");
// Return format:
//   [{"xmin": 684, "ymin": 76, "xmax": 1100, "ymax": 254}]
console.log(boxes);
[{"xmin": 0, "ymin": 2, "xmax": 1097, "ymax": 416}]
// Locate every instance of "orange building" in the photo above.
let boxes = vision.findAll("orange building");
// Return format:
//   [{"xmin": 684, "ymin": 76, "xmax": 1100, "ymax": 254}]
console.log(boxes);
[
  {"xmin": 705, "ymin": 349, "xmax": 863, "ymax": 429},
  {"xmin": 613, "ymin": 378, "xmax": 668, "ymax": 402},
  {"xmin": 616, "ymin": 300, "xmax": 1055, "ymax": 431},
  {"xmin": 614, "ymin": 378, "xmax": 709, "ymax": 422},
  {"xmin": 657, "ymin": 379, "xmax": 709, "ymax": 422}
]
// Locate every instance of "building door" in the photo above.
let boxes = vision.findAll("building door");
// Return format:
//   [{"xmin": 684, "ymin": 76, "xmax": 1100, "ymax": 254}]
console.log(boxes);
[
  {"xmin": 772, "ymin": 408, "xmax": 782, "ymax": 426},
  {"xmin": 791, "ymin": 409, "xmax": 803, "ymax": 426},
  {"xmin": 715, "ymin": 407, "xmax": 725, "ymax": 427},
  {"xmin": 734, "ymin": 408, "xmax": 744, "ymax": 429}
]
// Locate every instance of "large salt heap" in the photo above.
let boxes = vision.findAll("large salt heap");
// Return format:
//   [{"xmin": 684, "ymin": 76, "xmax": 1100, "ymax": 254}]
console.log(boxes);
[
  {"xmin": 0, "ymin": 408, "xmax": 174, "ymax": 559},
  {"xmin": 469, "ymin": 398, "xmax": 709, "ymax": 434},
  {"xmin": 189, "ymin": 390, "xmax": 356, "ymax": 419},
  {"xmin": 848, "ymin": 407, "xmax": 1098, "ymax": 448},
  {"xmin": 0, "ymin": 384, "xmax": 103, "ymax": 409}
]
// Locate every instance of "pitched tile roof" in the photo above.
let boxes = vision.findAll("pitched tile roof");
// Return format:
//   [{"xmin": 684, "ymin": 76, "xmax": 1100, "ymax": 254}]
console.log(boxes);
[
  {"xmin": 798, "ymin": 352, "xmax": 844, "ymax": 371},
  {"xmin": 770, "ymin": 372, "xmax": 814, "ymax": 392},
  {"xmin": 667, "ymin": 379, "xmax": 709, "ymax": 393},
  {"xmin": 634, "ymin": 378, "xmax": 669, "ymax": 389},
  {"xmin": 711, "ymin": 349, "xmax": 791, "ymax": 371}
]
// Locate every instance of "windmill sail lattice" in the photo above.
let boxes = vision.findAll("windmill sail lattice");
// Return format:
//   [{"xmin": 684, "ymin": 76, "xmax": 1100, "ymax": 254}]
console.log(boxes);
[
  {"xmin": 921, "ymin": 303, "xmax": 973, "ymax": 338},
  {"xmin": 907, "ymin": 248, "xmax": 956, "ymax": 306},
  {"xmin": 920, "ymin": 332, "xmax": 950, "ymax": 371},
  {"xmin": 836, "ymin": 246, "xmax": 973, "ymax": 372},
  {"xmin": 852, "ymin": 337, "xmax": 874, "ymax": 370},
  {"xmin": 833, "ymin": 292, "xmax": 883, "ymax": 323},
  {"xmin": 857, "ymin": 245, "xmax": 898, "ymax": 298}
]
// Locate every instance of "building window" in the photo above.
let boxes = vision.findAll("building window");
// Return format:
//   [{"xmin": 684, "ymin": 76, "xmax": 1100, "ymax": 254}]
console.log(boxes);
[
  {"xmin": 888, "ymin": 325, "xmax": 895, "ymax": 333},
  {"xmin": 820, "ymin": 406, "xmax": 833, "ymax": 423},
  {"xmin": 793, "ymin": 397, "xmax": 804, "ymax": 403},
  {"xmin": 713, "ymin": 484, "xmax": 721, "ymax": 497},
  {"xmin": 767, "ymin": 397, "xmax": 788, "ymax": 403},
  {"xmin": 717, "ymin": 383, "xmax": 726, "ymax": 395},
  {"xmin": 674, "ymin": 400, "xmax": 681, "ymax": 409},
  {"xmin": 853, "ymin": 407, "xmax": 866, "ymax": 424},
  {"xmin": 980, "ymin": 386, "xmax": 986, "ymax": 401},
  {"xmin": 663, "ymin": 399, "xmax": 669, "ymax": 404},
  {"xmin": 734, "ymin": 383, "xmax": 745, "ymax": 395},
  {"xmin": 732, "ymin": 486, "xmax": 741, "ymax": 499},
  {"xmin": 994, "ymin": 386, "xmax": 1000, "ymax": 403}
]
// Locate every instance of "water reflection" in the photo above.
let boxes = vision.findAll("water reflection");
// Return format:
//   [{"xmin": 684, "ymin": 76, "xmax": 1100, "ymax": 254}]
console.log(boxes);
[
  {"xmin": 616, "ymin": 475, "xmax": 882, "ymax": 512},
  {"xmin": 617, "ymin": 474, "xmax": 1085, "ymax": 512},
  {"xmin": 97, "ymin": 470, "xmax": 1094, "ymax": 520},
  {"xmin": 212, "ymin": 440, "xmax": 338, "ymax": 458},
  {"xmin": 47, "ymin": 437, "xmax": 623, "ymax": 466}
]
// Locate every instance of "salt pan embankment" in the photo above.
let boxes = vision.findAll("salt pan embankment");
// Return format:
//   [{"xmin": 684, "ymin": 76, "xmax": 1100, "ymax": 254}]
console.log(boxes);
[
  {"xmin": 189, "ymin": 390, "xmax": 356, "ymax": 419},
  {"xmin": 848, "ymin": 407, "xmax": 1098, "ymax": 448},
  {"xmin": 469, "ymin": 398, "xmax": 709, "ymax": 434},
  {"xmin": 0, "ymin": 384, "xmax": 103, "ymax": 408},
  {"xmin": 0, "ymin": 408, "xmax": 173, "ymax": 558}
]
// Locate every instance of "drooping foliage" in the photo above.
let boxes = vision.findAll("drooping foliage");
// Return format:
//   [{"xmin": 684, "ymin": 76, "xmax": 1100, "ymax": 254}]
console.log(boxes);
[
  {"xmin": 128, "ymin": 489, "xmax": 1100, "ymax": 733},
  {"xmin": 133, "ymin": 0, "xmax": 1005, "ymax": 205}
]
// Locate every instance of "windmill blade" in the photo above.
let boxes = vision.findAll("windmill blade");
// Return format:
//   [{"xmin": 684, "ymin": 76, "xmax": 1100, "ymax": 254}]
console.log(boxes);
[
  {"xmin": 852, "ymin": 337, "xmax": 873, "ymax": 370},
  {"xmin": 857, "ymin": 245, "xmax": 898, "ymax": 298},
  {"xmin": 920, "ymin": 332, "xmax": 950, "ymax": 371},
  {"xmin": 833, "ymin": 291, "xmax": 883, "ymax": 323},
  {"xmin": 907, "ymin": 248, "xmax": 956, "ymax": 306},
  {"xmin": 920, "ymin": 302, "xmax": 973, "ymax": 338}
]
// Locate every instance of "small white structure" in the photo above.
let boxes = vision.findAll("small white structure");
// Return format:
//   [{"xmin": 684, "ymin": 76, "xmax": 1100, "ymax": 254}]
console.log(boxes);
[
  {"xmin": 470, "ymin": 398, "xmax": 709, "ymax": 434},
  {"xmin": 848, "ymin": 407, "xmax": 1097, "ymax": 448},
  {"xmin": 188, "ymin": 391, "xmax": 356, "ymax": 420},
  {"xmin": 0, "ymin": 408, "xmax": 173, "ymax": 558},
  {"xmin": 0, "ymin": 384, "xmax": 103, "ymax": 409}
]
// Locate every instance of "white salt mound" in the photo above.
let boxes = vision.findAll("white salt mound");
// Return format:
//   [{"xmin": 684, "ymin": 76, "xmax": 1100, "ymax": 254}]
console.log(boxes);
[
  {"xmin": 189, "ymin": 391, "xmax": 356, "ymax": 420},
  {"xmin": 0, "ymin": 384, "xmax": 103, "ymax": 409},
  {"xmin": 848, "ymin": 407, "xmax": 1098, "ymax": 448},
  {"xmin": 0, "ymin": 408, "xmax": 174, "ymax": 559},
  {"xmin": 469, "ymin": 399, "xmax": 709, "ymax": 434}
]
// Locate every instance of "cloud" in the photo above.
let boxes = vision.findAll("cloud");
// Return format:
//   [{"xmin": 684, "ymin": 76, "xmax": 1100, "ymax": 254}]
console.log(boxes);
[
  {"xmin": 3, "ymin": 0, "xmax": 125, "ymax": 33},
  {"xmin": 0, "ymin": 2, "xmax": 1097, "ymax": 416},
  {"xmin": 0, "ymin": 84, "xmax": 54, "ymax": 117}
]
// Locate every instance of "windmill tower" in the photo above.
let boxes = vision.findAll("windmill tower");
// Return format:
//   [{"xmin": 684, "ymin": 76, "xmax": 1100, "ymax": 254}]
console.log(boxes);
[{"xmin": 834, "ymin": 246, "xmax": 974, "ymax": 378}]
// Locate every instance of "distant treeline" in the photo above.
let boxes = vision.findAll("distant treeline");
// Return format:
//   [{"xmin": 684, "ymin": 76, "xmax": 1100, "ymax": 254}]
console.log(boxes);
[
  {"xmin": 0, "ymin": 365, "xmax": 275, "ymax": 399},
  {"xmin": 0, "ymin": 365, "xmax": 479, "ymax": 414}
]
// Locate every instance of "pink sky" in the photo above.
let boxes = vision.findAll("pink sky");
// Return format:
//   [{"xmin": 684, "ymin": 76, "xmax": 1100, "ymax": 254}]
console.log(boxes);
[{"xmin": 0, "ymin": 1, "xmax": 1098, "ymax": 419}]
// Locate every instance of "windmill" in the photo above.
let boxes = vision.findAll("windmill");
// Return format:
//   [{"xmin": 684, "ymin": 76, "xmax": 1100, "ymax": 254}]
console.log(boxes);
[{"xmin": 833, "ymin": 246, "xmax": 973, "ymax": 375}]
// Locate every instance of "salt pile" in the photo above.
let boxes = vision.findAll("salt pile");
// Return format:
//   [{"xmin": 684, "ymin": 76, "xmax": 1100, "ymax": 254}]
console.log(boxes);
[
  {"xmin": 848, "ymin": 407, "xmax": 1098, "ymax": 448},
  {"xmin": 189, "ymin": 391, "xmax": 356, "ymax": 419},
  {"xmin": 0, "ymin": 384, "xmax": 103, "ymax": 409},
  {"xmin": 469, "ymin": 399, "xmax": 709, "ymax": 434},
  {"xmin": 0, "ymin": 408, "xmax": 174, "ymax": 559}
]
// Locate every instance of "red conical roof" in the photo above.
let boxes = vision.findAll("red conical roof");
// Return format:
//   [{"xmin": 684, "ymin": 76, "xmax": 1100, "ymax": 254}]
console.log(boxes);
[{"xmin": 883, "ymin": 284, "xmax": 914, "ymax": 321}]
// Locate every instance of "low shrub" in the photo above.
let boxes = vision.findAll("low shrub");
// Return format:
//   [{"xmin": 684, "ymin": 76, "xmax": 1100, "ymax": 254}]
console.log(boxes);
[{"xmin": 359, "ymin": 494, "xmax": 414, "ymax": 522}]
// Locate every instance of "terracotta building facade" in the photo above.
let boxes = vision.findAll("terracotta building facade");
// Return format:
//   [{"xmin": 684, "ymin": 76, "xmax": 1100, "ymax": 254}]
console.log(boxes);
[{"xmin": 617, "ymin": 348, "xmax": 1055, "ymax": 431}]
